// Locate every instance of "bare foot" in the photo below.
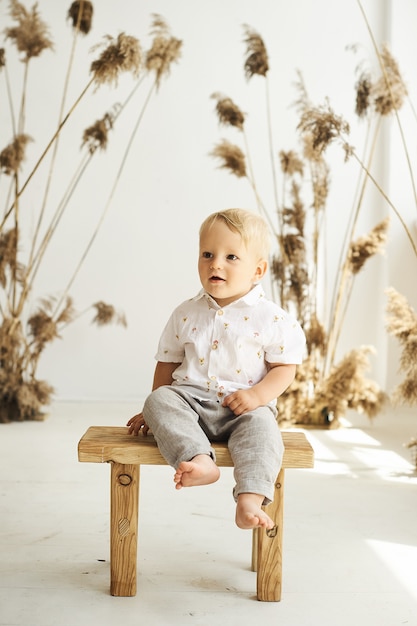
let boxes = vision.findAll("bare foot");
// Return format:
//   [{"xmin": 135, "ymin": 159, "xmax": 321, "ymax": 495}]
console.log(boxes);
[
  {"xmin": 235, "ymin": 493, "xmax": 275, "ymax": 530},
  {"xmin": 174, "ymin": 454, "xmax": 220, "ymax": 490}
]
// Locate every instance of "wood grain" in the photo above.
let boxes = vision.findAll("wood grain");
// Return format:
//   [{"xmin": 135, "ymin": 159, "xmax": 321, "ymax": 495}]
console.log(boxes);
[{"xmin": 78, "ymin": 426, "xmax": 314, "ymax": 469}]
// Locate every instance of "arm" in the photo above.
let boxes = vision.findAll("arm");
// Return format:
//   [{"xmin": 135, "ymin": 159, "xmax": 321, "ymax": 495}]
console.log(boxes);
[
  {"xmin": 151, "ymin": 361, "xmax": 178, "ymax": 390},
  {"xmin": 127, "ymin": 361, "xmax": 179, "ymax": 435},
  {"xmin": 222, "ymin": 362, "xmax": 296, "ymax": 416}
]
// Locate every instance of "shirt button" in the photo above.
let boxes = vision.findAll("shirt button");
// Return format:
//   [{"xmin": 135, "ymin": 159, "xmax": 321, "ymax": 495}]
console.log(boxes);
[
  {"xmin": 211, "ymin": 342, "xmax": 218, "ymax": 350},
  {"xmin": 217, "ymin": 310, "xmax": 224, "ymax": 316}
]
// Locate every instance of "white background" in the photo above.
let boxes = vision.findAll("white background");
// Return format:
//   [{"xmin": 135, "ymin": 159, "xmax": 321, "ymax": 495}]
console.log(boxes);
[{"xmin": 0, "ymin": 0, "xmax": 416, "ymax": 405}]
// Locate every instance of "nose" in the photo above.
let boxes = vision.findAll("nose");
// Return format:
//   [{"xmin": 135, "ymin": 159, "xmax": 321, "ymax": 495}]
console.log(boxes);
[{"xmin": 210, "ymin": 257, "xmax": 221, "ymax": 270}]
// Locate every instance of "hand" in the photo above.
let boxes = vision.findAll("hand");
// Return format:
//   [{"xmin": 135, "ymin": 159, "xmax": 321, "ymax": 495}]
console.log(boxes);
[
  {"xmin": 126, "ymin": 412, "xmax": 150, "ymax": 436},
  {"xmin": 222, "ymin": 388, "xmax": 261, "ymax": 416}
]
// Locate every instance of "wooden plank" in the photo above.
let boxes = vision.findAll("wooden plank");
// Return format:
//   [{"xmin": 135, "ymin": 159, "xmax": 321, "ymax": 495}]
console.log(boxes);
[
  {"xmin": 78, "ymin": 426, "xmax": 314, "ymax": 469},
  {"xmin": 78, "ymin": 427, "xmax": 172, "ymax": 465},
  {"xmin": 281, "ymin": 431, "xmax": 315, "ymax": 468}
]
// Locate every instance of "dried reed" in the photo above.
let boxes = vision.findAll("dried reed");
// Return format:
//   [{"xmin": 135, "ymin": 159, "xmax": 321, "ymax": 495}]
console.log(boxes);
[
  {"xmin": 0, "ymin": 3, "xmax": 181, "ymax": 421},
  {"xmin": 210, "ymin": 16, "xmax": 417, "ymax": 426}
]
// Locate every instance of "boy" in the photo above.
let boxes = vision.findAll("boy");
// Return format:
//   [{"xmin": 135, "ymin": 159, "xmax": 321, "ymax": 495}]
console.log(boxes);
[{"xmin": 127, "ymin": 208, "xmax": 305, "ymax": 530}]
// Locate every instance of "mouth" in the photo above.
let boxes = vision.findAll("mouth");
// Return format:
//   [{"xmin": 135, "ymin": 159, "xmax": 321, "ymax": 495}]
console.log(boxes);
[{"xmin": 209, "ymin": 275, "xmax": 225, "ymax": 283}]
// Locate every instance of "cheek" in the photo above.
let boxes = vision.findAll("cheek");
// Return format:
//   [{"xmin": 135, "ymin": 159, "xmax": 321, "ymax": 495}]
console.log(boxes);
[{"xmin": 197, "ymin": 260, "xmax": 206, "ymax": 278}]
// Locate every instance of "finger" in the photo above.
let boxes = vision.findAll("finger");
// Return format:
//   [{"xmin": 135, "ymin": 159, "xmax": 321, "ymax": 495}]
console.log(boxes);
[
  {"xmin": 223, "ymin": 396, "xmax": 234, "ymax": 408},
  {"xmin": 129, "ymin": 419, "xmax": 143, "ymax": 434}
]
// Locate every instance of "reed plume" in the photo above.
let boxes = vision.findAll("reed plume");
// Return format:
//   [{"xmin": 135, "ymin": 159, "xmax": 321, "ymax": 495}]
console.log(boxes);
[
  {"xmin": 0, "ymin": 134, "xmax": 32, "ymax": 175},
  {"xmin": 91, "ymin": 32, "xmax": 142, "ymax": 87},
  {"xmin": 211, "ymin": 140, "xmax": 247, "ymax": 178},
  {"xmin": 92, "ymin": 301, "xmax": 127, "ymax": 327},
  {"xmin": 145, "ymin": 14, "xmax": 182, "ymax": 87},
  {"xmin": 5, "ymin": 0, "xmax": 53, "ymax": 60},
  {"xmin": 347, "ymin": 217, "xmax": 390, "ymax": 275},
  {"xmin": 82, "ymin": 109, "xmax": 118, "ymax": 153},
  {"xmin": 68, "ymin": 1, "xmax": 93, "ymax": 35},
  {"xmin": 298, "ymin": 103, "xmax": 350, "ymax": 155},
  {"xmin": 385, "ymin": 287, "xmax": 417, "ymax": 406},
  {"xmin": 372, "ymin": 44, "xmax": 408, "ymax": 116},
  {"xmin": 242, "ymin": 25, "xmax": 269, "ymax": 78},
  {"xmin": 211, "ymin": 93, "xmax": 245, "ymax": 130}
]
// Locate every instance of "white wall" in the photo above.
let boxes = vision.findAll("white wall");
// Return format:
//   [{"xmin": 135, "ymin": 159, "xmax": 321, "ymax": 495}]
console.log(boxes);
[{"xmin": 1, "ymin": 0, "xmax": 416, "ymax": 405}]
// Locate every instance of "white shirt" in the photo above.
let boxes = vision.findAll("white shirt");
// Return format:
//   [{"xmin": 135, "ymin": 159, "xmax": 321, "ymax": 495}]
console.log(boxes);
[{"xmin": 155, "ymin": 284, "xmax": 306, "ymax": 401}]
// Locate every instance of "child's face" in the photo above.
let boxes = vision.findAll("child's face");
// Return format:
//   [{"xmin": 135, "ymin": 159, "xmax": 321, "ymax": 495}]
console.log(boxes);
[{"xmin": 198, "ymin": 219, "xmax": 267, "ymax": 307}]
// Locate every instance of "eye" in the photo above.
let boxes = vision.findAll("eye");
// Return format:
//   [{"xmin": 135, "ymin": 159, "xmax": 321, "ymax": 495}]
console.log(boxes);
[
  {"xmin": 202, "ymin": 251, "xmax": 212, "ymax": 259},
  {"xmin": 227, "ymin": 254, "xmax": 238, "ymax": 261}
]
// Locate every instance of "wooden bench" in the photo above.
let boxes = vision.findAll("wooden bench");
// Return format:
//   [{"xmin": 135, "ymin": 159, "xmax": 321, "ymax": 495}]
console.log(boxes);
[{"xmin": 78, "ymin": 426, "xmax": 314, "ymax": 601}]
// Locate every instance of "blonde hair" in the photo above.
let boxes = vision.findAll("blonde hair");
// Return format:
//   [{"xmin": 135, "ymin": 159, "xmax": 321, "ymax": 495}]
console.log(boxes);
[{"xmin": 199, "ymin": 208, "xmax": 270, "ymax": 260}]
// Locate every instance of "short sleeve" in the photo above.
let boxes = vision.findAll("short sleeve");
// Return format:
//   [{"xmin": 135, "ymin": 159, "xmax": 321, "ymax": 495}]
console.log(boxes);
[
  {"xmin": 265, "ymin": 312, "xmax": 306, "ymax": 364},
  {"xmin": 154, "ymin": 309, "xmax": 185, "ymax": 363}
]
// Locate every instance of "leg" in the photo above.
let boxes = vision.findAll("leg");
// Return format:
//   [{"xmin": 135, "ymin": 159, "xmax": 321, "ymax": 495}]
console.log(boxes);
[
  {"xmin": 143, "ymin": 386, "xmax": 219, "ymax": 488},
  {"xmin": 173, "ymin": 454, "xmax": 220, "ymax": 489},
  {"xmin": 143, "ymin": 386, "xmax": 215, "ymax": 467},
  {"xmin": 110, "ymin": 462, "xmax": 139, "ymax": 596},
  {"xmin": 228, "ymin": 407, "xmax": 283, "ymax": 528},
  {"xmin": 236, "ymin": 492, "xmax": 275, "ymax": 530},
  {"xmin": 256, "ymin": 468, "xmax": 285, "ymax": 602}
]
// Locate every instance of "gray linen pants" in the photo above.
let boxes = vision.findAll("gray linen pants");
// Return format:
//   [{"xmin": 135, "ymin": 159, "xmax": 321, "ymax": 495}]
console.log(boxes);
[{"xmin": 142, "ymin": 385, "xmax": 284, "ymax": 505}]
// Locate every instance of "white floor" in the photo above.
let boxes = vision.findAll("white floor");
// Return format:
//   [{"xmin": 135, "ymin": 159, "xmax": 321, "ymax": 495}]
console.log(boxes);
[{"xmin": 0, "ymin": 402, "xmax": 416, "ymax": 626}]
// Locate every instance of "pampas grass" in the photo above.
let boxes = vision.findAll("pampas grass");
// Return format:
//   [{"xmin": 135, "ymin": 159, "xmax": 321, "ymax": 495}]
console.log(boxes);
[
  {"xmin": 0, "ymin": 2, "xmax": 182, "ymax": 421},
  {"xmin": 210, "ymin": 5, "xmax": 416, "ymax": 427}
]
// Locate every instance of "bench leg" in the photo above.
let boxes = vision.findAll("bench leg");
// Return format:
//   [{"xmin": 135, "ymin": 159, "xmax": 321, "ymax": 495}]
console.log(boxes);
[
  {"xmin": 256, "ymin": 468, "xmax": 285, "ymax": 601},
  {"xmin": 110, "ymin": 462, "xmax": 139, "ymax": 596}
]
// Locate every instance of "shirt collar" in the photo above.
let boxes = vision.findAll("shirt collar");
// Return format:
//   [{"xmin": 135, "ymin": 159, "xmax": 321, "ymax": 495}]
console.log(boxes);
[{"xmin": 194, "ymin": 284, "xmax": 266, "ymax": 309}]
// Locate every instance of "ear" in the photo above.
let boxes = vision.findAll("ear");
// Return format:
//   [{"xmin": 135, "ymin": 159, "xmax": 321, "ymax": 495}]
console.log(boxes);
[{"xmin": 253, "ymin": 259, "xmax": 268, "ymax": 282}]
